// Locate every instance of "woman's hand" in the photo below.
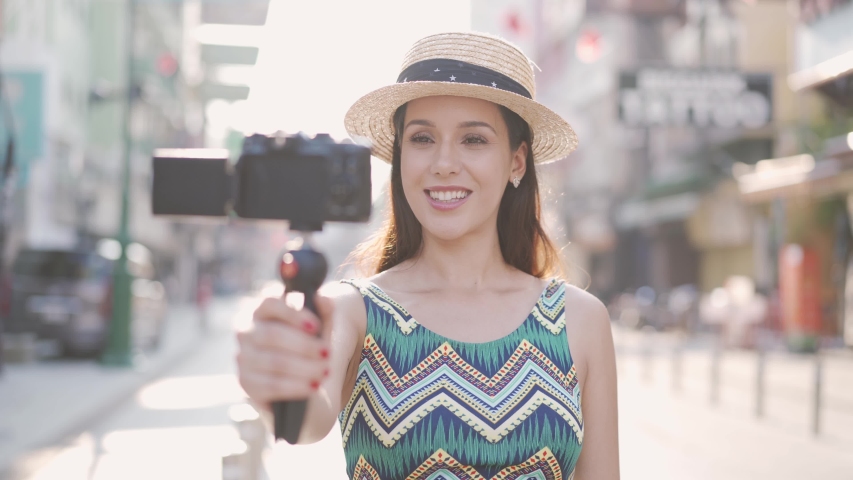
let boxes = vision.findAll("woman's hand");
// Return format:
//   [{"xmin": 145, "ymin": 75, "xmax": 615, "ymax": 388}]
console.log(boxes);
[{"xmin": 236, "ymin": 294, "xmax": 334, "ymax": 410}]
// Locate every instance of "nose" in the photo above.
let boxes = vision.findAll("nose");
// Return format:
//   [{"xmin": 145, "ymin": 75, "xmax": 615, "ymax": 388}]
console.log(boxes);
[{"xmin": 429, "ymin": 141, "xmax": 460, "ymax": 177}]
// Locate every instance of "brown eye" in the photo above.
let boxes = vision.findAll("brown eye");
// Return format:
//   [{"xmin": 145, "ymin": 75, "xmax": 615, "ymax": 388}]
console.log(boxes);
[
  {"xmin": 463, "ymin": 134, "xmax": 487, "ymax": 144},
  {"xmin": 410, "ymin": 133, "xmax": 433, "ymax": 144}
]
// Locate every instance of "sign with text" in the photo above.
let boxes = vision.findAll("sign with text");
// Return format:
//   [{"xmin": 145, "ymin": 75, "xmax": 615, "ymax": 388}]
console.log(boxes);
[
  {"xmin": 1, "ymin": 70, "xmax": 44, "ymax": 185},
  {"xmin": 619, "ymin": 69, "xmax": 773, "ymax": 129}
]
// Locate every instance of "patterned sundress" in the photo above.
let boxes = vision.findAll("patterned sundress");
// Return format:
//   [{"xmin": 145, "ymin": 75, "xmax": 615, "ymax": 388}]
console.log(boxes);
[{"xmin": 338, "ymin": 278, "xmax": 583, "ymax": 480}]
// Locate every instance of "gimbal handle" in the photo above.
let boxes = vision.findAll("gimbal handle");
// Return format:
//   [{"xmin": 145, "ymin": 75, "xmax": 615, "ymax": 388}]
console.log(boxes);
[{"xmin": 273, "ymin": 235, "xmax": 328, "ymax": 444}]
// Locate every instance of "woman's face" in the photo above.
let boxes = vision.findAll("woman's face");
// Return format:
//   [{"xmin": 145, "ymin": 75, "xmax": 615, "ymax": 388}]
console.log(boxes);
[{"xmin": 400, "ymin": 96, "xmax": 527, "ymax": 242}]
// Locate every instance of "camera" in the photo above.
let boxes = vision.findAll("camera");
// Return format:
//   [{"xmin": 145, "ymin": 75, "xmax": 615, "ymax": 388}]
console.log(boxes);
[
  {"xmin": 151, "ymin": 131, "xmax": 373, "ymax": 444},
  {"xmin": 151, "ymin": 132, "xmax": 372, "ymax": 231}
]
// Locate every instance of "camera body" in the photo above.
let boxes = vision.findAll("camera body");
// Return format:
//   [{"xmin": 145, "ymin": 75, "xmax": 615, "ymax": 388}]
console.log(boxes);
[{"xmin": 151, "ymin": 132, "xmax": 372, "ymax": 231}]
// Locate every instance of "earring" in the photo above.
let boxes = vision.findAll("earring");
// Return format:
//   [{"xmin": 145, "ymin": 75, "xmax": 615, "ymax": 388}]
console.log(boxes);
[{"xmin": 512, "ymin": 176, "xmax": 521, "ymax": 188}]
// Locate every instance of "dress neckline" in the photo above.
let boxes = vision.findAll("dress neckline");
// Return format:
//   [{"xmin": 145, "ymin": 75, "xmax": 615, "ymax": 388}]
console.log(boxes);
[{"xmin": 363, "ymin": 277, "xmax": 560, "ymax": 346}]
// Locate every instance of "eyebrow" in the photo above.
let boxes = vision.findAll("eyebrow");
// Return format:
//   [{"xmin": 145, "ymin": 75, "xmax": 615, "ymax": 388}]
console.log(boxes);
[
  {"xmin": 404, "ymin": 119, "xmax": 435, "ymax": 130},
  {"xmin": 458, "ymin": 121, "xmax": 497, "ymax": 134},
  {"xmin": 404, "ymin": 119, "xmax": 497, "ymax": 135}
]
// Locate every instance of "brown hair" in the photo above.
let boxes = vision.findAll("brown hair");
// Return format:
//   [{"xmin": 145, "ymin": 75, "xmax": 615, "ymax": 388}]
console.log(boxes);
[{"xmin": 349, "ymin": 101, "xmax": 562, "ymax": 278}]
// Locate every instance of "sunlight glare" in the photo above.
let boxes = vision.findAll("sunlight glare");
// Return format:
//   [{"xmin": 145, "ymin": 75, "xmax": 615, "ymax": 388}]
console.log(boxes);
[
  {"xmin": 30, "ymin": 433, "xmax": 95, "ymax": 480},
  {"xmin": 240, "ymin": 0, "xmax": 472, "ymax": 138},
  {"xmin": 92, "ymin": 426, "xmax": 239, "ymax": 479},
  {"xmin": 136, "ymin": 374, "xmax": 246, "ymax": 410}
]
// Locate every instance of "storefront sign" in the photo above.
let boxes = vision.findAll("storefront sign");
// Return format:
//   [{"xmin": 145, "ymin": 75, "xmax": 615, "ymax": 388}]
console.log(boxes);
[
  {"xmin": 614, "ymin": 192, "xmax": 701, "ymax": 230},
  {"xmin": 1, "ymin": 70, "xmax": 44, "ymax": 185},
  {"xmin": 619, "ymin": 68, "xmax": 773, "ymax": 129},
  {"xmin": 3, "ymin": 70, "xmax": 43, "ymax": 158}
]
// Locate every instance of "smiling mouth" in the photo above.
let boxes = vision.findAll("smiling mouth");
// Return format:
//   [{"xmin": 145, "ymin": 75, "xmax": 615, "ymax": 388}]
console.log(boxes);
[{"xmin": 425, "ymin": 189, "xmax": 472, "ymax": 202}]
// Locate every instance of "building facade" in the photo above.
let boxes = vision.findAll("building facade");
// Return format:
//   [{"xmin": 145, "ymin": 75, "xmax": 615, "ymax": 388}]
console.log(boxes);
[{"xmin": 736, "ymin": 0, "xmax": 853, "ymax": 348}]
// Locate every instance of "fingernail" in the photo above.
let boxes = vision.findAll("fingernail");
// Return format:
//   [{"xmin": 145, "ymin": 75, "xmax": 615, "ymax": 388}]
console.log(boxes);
[
  {"xmin": 302, "ymin": 321, "xmax": 317, "ymax": 334},
  {"xmin": 310, "ymin": 380, "xmax": 320, "ymax": 390},
  {"xmin": 320, "ymin": 348, "xmax": 329, "ymax": 359},
  {"xmin": 323, "ymin": 369, "xmax": 329, "ymax": 377}
]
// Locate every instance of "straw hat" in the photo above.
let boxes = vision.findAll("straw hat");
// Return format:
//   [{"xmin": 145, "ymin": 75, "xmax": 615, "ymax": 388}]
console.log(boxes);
[{"xmin": 344, "ymin": 32, "xmax": 578, "ymax": 164}]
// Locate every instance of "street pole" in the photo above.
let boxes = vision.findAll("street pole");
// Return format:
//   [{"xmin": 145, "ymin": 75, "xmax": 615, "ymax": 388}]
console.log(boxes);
[
  {"xmin": 102, "ymin": 0, "xmax": 136, "ymax": 366},
  {"xmin": 812, "ymin": 351, "xmax": 823, "ymax": 436}
]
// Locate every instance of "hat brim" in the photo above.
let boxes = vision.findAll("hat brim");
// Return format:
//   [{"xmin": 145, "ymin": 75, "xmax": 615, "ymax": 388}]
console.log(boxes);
[{"xmin": 344, "ymin": 81, "xmax": 578, "ymax": 164}]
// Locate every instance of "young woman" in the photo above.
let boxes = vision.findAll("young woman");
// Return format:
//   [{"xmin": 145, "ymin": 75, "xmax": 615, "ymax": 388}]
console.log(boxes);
[{"xmin": 236, "ymin": 32, "xmax": 619, "ymax": 480}]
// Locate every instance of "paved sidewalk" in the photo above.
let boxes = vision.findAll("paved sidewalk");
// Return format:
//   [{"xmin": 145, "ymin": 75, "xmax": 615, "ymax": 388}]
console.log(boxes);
[
  {"xmin": 9, "ymin": 301, "xmax": 255, "ymax": 480},
  {"xmin": 613, "ymin": 325, "xmax": 853, "ymax": 479},
  {"xmin": 613, "ymin": 326, "xmax": 853, "ymax": 446},
  {"xmin": 616, "ymin": 355, "xmax": 853, "ymax": 479},
  {"xmin": 0, "ymin": 296, "xmax": 244, "ymax": 477}
]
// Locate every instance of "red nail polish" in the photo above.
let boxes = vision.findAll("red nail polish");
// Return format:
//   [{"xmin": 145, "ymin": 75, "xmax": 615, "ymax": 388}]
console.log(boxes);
[
  {"xmin": 303, "ymin": 321, "xmax": 317, "ymax": 334},
  {"xmin": 320, "ymin": 348, "xmax": 329, "ymax": 359},
  {"xmin": 310, "ymin": 380, "xmax": 320, "ymax": 390}
]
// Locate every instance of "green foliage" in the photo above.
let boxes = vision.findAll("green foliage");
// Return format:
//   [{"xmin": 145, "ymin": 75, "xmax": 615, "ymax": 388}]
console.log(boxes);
[
  {"xmin": 815, "ymin": 198, "xmax": 845, "ymax": 227},
  {"xmin": 798, "ymin": 115, "xmax": 853, "ymax": 155}
]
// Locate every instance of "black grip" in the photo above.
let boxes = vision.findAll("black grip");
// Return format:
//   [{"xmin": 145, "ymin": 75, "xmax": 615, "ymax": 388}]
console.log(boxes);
[
  {"xmin": 273, "ymin": 398, "xmax": 308, "ymax": 444},
  {"xmin": 273, "ymin": 243, "xmax": 328, "ymax": 444}
]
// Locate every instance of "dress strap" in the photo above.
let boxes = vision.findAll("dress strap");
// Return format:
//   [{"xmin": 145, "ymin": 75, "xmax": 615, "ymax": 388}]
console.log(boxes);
[
  {"xmin": 340, "ymin": 278, "xmax": 370, "ymax": 295},
  {"xmin": 339, "ymin": 278, "xmax": 420, "ymax": 336}
]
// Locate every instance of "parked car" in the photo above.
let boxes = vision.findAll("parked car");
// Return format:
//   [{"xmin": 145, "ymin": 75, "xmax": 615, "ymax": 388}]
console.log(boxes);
[{"xmin": 4, "ymin": 240, "xmax": 167, "ymax": 357}]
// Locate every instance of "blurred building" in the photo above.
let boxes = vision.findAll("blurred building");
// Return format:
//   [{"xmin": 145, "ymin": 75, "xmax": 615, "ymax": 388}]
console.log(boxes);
[
  {"xmin": 0, "ymin": 0, "xmax": 273, "ymax": 304},
  {"xmin": 471, "ymin": 0, "xmax": 853, "ymax": 348},
  {"xmin": 188, "ymin": 0, "xmax": 276, "ymax": 297},
  {"xmin": 0, "ymin": 0, "xmax": 194, "ymax": 303},
  {"xmin": 1, "ymin": 0, "xmax": 94, "ymax": 251},
  {"xmin": 735, "ymin": 0, "xmax": 853, "ymax": 347}
]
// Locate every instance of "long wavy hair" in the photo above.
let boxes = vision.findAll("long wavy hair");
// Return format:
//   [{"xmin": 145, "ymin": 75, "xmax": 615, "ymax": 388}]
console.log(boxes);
[{"xmin": 349, "ymin": 101, "xmax": 562, "ymax": 278}]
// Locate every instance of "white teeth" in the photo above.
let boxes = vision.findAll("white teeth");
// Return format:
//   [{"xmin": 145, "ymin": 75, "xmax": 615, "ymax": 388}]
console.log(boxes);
[{"xmin": 429, "ymin": 190, "xmax": 469, "ymax": 202}]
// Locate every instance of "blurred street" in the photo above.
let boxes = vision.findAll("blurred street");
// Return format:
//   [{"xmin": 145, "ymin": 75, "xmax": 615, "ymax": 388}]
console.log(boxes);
[
  {"xmin": 0, "ymin": 296, "xmax": 247, "ymax": 479},
  {"xmin": 0, "ymin": 0, "xmax": 852, "ymax": 478},
  {"xmin": 614, "ymin": 326, "xmax": 853, "ymax": 480},
  {"xmin": 5, "ymin": 307, "xmax": 853, "ymax": 480}
]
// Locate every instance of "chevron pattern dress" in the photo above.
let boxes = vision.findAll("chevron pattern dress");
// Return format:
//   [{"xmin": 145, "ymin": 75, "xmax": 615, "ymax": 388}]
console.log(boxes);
[{"xmin": 338, "ymin": 278, "xmax": 583, "ymax": 480}]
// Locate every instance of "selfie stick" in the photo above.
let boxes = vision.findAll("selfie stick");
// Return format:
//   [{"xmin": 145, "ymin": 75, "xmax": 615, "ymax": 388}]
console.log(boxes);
[{"xmin": 273, "ymin": 232, "xmax": 328, "ymax": 444}]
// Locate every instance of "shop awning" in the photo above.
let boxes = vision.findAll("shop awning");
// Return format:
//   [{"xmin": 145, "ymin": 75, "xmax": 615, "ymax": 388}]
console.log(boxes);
[
  {"xmin": 735, "ymin": 134, "xmax": 853, "ymax": 203},
  {"xmin": 788, "ymin": 50, "xmax": 853, "ymax": 108},
  {"xmin": 788, "ymin": 50, "xmax": 853, "ymax": 91},
  {"xmin": 614, "ymin": 192, "xmax": 702, "ymax": 229}
]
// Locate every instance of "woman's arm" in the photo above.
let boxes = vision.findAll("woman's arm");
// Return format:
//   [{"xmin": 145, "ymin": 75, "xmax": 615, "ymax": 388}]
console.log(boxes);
[
  {"xmin": 295, "ymin": 281, "xmax": 365, "ymax": 444},
  {"xmin": 570, "ymin": 292, "xmax": 620, "ymax": 480}
]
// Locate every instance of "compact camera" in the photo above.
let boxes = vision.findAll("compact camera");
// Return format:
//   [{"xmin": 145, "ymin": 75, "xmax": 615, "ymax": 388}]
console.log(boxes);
[
  {"xmin": 151, "ymin": 132, "xmax": 372, "ymax": 231},
  {"xmin": 151, "ymin": 131, "xmax": 373, "ymax": 444}
]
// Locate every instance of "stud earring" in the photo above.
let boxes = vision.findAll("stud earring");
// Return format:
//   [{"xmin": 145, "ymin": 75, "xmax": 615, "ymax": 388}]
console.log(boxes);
[{"xmin": 512, "ymin": 176, "xmax": 521, "ymax": 188}]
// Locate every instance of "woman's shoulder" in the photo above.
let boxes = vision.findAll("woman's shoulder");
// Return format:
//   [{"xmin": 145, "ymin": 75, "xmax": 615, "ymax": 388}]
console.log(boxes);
[
  {"xmin": 561, "ymin": 282, "xmax": 611, "ymax": 333},
  {"xmin": 561, "ymin": 281, "xmax": 614, "ymax": 376},
  {"xmin": 318, "ymin": 279, "xmax": 370, "ymax": 324}
]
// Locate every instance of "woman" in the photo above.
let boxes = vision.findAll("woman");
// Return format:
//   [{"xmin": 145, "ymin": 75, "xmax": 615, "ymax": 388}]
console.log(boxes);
[{"xmin": 237, "ymin": 32, "xmax": 619, "ymax": 480}]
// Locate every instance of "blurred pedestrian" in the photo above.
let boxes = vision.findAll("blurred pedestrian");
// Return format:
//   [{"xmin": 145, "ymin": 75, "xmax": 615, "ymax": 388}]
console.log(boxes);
[
  {"xmin": 196, "ymin": 273, "xmax": 213, "ymax": 332},
  {"xmin": 700, "ymin": 276, "xmax": 768, "ymax": 348},
  {"xmin": 236, "ymin": 32, "xmax": 619, "ymax": 480}
]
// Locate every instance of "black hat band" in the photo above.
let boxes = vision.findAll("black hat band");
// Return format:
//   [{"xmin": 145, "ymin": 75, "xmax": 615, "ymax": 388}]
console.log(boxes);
[{"xmin": 396, "ymin": 58, "xmax": 532, "ymax": 99}]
